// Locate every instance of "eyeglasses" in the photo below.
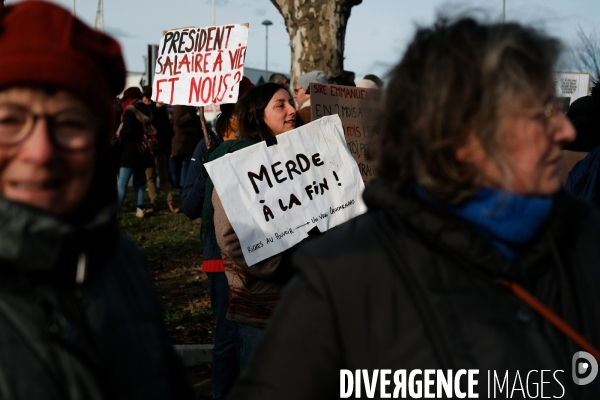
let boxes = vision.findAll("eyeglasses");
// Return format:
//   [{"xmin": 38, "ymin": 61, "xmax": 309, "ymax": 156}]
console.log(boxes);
[
  {"xmin": 531, "ymin": 97, "xmax": 562, "ymax": 128},
  {"xmin": 0, "ymin": 104, "xmax": 98, "ymax": 151},
  {"xmin": 294, "ymin": 86, "xmax": 303, "ymax": 94}
]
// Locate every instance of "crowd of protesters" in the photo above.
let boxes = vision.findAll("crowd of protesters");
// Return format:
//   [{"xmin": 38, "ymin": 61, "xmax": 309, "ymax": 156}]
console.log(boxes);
[
  {"xmin": 0, "ymin": 1, "xmax": 599, "ymax": 400},
  {"xmin": 113, "ymin": 87, "xmax": 200, "ymax": 217}
]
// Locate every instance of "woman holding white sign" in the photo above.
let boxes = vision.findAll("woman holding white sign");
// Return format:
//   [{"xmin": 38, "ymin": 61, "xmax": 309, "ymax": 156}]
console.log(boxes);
[
  {"xmin": 228, "ymin": 17, "xmax": 600, "ymax": 399},
  {"xmin": 202, "ymin": 82, "xmax": 298, "ymax": 370}
]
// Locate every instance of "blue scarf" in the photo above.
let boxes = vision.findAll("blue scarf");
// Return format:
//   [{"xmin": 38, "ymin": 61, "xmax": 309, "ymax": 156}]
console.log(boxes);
[{"xmin": 416, "ymin": 186, "xmax": 553, "ymax": 262}]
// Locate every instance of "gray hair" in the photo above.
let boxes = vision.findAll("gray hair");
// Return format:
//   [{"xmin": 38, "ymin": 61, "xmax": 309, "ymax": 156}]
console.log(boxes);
[{"xmin": 376, "ymin": 16, "xmax": 561, "ymax": 202}]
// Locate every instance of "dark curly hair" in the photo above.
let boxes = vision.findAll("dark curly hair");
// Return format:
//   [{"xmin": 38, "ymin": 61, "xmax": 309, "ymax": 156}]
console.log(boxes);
[{"xmin": 376, "ymin": 16, "xmax": 561, "ymax": 203}]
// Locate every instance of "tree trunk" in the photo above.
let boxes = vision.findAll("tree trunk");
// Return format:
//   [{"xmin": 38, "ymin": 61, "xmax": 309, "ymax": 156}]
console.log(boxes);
[{"xmin": 271, "ymin": 0, "xmax": 362, "ymax": 86}]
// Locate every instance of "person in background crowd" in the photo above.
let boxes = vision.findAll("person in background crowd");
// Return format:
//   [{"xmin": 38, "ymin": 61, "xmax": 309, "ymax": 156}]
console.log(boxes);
[
  {"xmin": 170, "ymin": 105, "xmax": 201, "ymax": 193},
  {"xmin": 108, "ymin": 96, "xmax": 122, "ymax": 178},
  {"xmin": 362, "ymin": 73, "xmax": 384, "ymax": 89},
  {"xmin": 564, "ymin": 82, "xmax": 600, "ymax": 205},
  {"xmin": 181, "ymin": 76, "xmax": 255, "ymax": 400},
  {"xmin": 558, "ymin": 84, "xmax": 600, "ymax": 183},
  {"xmin": 355, "ymin": 78, "xmax": 379, "ymax": 89},
  {"xmin": 141, "ymin": 86, "xmax": 178, "ymax": 213},
  {"xmin": 294, "ymin": 70, "xmax": 328, "ymax": 125},
  {"xmin": 0, "ymin": 1, "xmax": 194, "ymax": 398},
  {"xmin": 202, "ymin": 83, "xmax": 298, "ymax": 376},
  {"xmin": 328, "ymin": 70, "xmax": 356, "ymax": 86},
  {"xmin": 268, "ymin": 73, "xmax": 288, "ymax": 86},
  {"xmin": 117, "ymin": 86, "xmax": 153, "ymax": 217},
  {"xmin": 228, "ymin": 17, "xmax": 600, "ymax": 400}
]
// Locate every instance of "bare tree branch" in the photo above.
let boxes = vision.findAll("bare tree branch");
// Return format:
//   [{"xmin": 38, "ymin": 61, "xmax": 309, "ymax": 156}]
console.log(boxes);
[{"xmin": 570, "ymin": 25, "xmax": 600, "ymax": 83}]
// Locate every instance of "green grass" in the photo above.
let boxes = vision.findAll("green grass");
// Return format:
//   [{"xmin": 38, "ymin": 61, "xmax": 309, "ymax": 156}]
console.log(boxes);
[
  {"xmin": 118, "ymin": 187, "xmax": 202, "ymax": 262},
  {"xmin": 163, "ymin": 304, "xmax": 214, "ymax": 325}
]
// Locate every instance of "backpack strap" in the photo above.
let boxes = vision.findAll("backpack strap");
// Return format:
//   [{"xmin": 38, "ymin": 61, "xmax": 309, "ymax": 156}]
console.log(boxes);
[
  {"xmin": 501, "ymin": 279, "xmax": 600, "ymax": 360},
  {"xmin": 378, "ymin": 200, "xmax": 600, "ymax": 362}
]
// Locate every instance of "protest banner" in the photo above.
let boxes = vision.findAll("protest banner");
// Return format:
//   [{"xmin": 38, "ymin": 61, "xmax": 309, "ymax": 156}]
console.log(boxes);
[
  {"xmin": 553, "ymin": 72, "xmax": 591, "ymax": 112},
  {"xmin": 310, "ymin": 83, "xmax": 381, "ymax": 182},
  {"xmin": 151, "ymin": 24, "xmax": 249, "ymax": 106},
  {"xmin": 205, "ymin": 115, "xmax": 367, "ymax": 266}
]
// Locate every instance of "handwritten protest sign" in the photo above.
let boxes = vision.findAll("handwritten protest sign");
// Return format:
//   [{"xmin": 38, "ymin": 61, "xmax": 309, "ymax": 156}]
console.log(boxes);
[
  {"xmin": 151, "ymin": 24, "xmax": 249, "ymax": 106},
  {"xmin": 553, "ymin": 72, "xmax": 591, "ymax": 112},
  {"xmin": 205, "ymin": 115, "xmax": 366, "ymax": 266},
  {"xmin": 310, "ymin": 83, "xmax": 381, "ymax": 182}
]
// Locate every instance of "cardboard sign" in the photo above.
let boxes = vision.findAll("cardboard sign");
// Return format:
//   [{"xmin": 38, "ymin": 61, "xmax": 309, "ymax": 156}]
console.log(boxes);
[
  {"xmin": 553, "ymin": 72, "xmax": 591, "ymax": 112},
  {"xmin": 152, "ymin": 24, "xmax": 249, "ymax": 106},
  {"xmin": 310, "ymin": 83, "xmax": 381, "ymax": 182},
  {"xmin": 205, "ymin": 115, "xmax": 366, "ymax": 266}
]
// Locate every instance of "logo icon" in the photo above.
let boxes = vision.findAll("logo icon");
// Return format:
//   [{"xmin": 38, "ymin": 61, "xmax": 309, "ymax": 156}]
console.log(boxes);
[{"xmin": 572, "ymin": 351, "xmax": 598, "ymax": 385}]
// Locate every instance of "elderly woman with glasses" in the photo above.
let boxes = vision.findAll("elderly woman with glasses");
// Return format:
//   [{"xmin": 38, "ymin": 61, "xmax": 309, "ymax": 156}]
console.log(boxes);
[
  {"xmin": 227, "ymin": 17, "xmax": 600, "ymax": 400},
  {"xmin": 0, "ymin": 2, "xmax": 193, "ymax": 398}
]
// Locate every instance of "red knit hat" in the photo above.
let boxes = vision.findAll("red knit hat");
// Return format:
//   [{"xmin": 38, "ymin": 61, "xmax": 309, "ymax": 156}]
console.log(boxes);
[{"xmin": 0, "ymin": 1, "xmax": 126, "ymax": 119}]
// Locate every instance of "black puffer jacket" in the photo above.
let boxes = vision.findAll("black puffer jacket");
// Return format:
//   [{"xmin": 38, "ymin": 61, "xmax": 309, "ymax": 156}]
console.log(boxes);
[
  {"xmin": 228, "ymin": 181, "xmax": 600, "ymax": 399},
  {"xmin": 0, "ymin": 197, "xmax": 194, "ymax": 400}
]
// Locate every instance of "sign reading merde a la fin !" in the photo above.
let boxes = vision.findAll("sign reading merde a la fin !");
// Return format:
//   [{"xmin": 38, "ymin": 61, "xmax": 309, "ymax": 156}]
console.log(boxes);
[
  {"xmin": 152, "ymin": 24, "xmax": 249, "ymax": 106},
  {"xmin": 205, "ymin": 115, "xmax": 367, "ymax": 266}
]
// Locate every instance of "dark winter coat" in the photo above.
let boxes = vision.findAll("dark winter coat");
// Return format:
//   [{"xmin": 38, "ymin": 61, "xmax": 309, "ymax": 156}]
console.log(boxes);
[
  {"xmin": 119, "ymin": 103, "xmax": 153, "ymax": 170},
  {"xmin": 171, "ymin": 105, "xmax": 201, "ymax": 157},
  {"xmin": 0, "ymin": 197, "xmax": 194, "ymax": 400},
  {"xmin": 150, "ymin": 103, "xmax": 174, "ymax": 155},
  {"xmin": 565, "ymin": 144, "xmax": 600, "ymax": 206},
  {"xmin": 228, "ymin": 181, "xmax": 600, "ymax": 400},
  {"xmin": 181, "ymin": 131, "xmax": 223, "ymax": 261}
]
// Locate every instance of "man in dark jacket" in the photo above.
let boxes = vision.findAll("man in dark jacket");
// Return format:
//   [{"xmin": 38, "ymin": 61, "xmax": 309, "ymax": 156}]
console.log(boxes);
[
  {"xmin": 228, "ymin": 17, "xmax": 600, "ymax": 400},
  {"xmin": 0, "ymin": 2, "xmax": 194, "ymax": 399},
  {"xmin": 564, "ymin": 83, "xmax": 600, "ymax": 205}
]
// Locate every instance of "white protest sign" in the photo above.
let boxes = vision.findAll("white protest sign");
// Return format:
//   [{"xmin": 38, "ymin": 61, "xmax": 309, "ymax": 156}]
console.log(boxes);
[
  {"xmin": 553, "ymin": 72, "xmax": 591, "ymax": 112},
  {"xmin": 310, "ymin": 83, "xmax": 381, "ymax": 182},
  {"xmin": 205, "ymin": 115, "xmax": 367, "ymax": 266},
  {"xmin": 152, "ymin": 24, "xmax": 249, "ymax": 106}
]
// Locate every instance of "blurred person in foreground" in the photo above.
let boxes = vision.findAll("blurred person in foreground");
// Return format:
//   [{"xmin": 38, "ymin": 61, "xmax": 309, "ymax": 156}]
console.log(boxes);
[
  {"xmin": 0, "ymin": 1, "xmax": 193, "ymax": 399},
  {"xmin": 228, "ymin": 17, "xmax": 600, "ymax": 399}
]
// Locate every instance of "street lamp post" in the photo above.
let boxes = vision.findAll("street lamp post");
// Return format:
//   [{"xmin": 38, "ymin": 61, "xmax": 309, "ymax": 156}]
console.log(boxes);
[
  {"xmin": 262, "ymin": 20, "xmax": 273, "ymax": 83},
  {"xmin": 212, "ymin": 0, "xmax": 216, "ymax": 26}
]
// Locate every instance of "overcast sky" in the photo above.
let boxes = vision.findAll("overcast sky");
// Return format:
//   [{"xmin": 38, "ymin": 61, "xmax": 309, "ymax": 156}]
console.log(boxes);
[{"xmin": 9, "ymin": 0, "xmax": 600, "ymax": 80}]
